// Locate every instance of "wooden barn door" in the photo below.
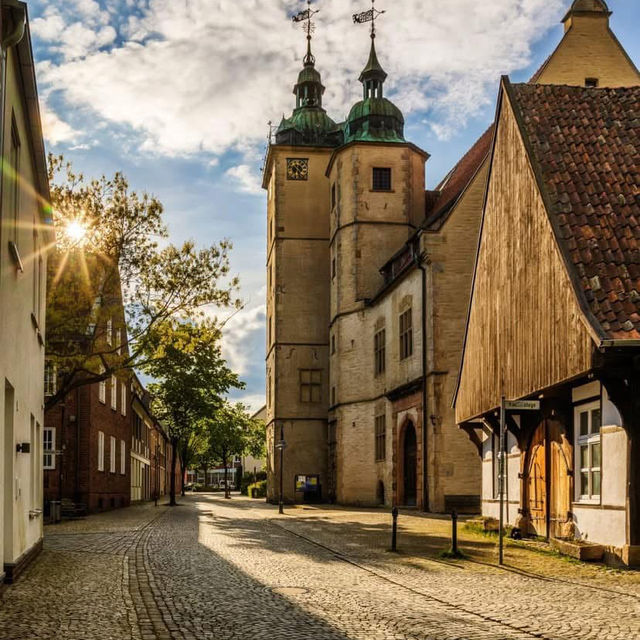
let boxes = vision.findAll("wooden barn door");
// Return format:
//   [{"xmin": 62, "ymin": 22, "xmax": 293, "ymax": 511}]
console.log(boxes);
[
  {"xmin": 526, "ymin": 425, "xmax": 547, "ymax": 537},
  {"xmin": 525, "ymin": 419, "xmax": 572, "ymax": 539}
]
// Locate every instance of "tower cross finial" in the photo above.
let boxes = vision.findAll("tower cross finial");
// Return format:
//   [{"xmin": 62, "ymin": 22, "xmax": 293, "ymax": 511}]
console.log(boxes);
[
  {"xmin": 293, "ymin": 0, "xmax": 320, "ymax": 65},
  {"xmin": 353, "ymin": 0, "xmax": 385, "ymax": 39}
]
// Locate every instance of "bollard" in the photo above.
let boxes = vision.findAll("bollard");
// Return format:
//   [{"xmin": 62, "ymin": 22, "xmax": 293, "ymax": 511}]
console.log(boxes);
[
  {"xmin": 451, "ymin": 510, "xmax": 458, "ymax": 555},
  {"xmin": 391, "ymin": 506, "xmax": 399, "ymax": 552}
]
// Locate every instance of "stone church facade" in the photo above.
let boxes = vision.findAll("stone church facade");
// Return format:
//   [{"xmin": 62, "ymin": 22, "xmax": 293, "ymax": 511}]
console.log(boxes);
[{"xmin": 263, "ymin": 0, "xmax": 638, "ymax": 511}]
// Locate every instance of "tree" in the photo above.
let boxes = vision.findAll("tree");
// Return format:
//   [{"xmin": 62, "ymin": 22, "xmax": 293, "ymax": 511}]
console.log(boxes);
[
  {"xmin": 144, "ymin": 319, "xmax": 242, "ymax": 505},
  {"xmin": 204, "ymin": 402, "xmax": 266, "ymax": 499},
  {"xmin": 45, "ymin": 155, "xmax": 241, "ymax": 411}
]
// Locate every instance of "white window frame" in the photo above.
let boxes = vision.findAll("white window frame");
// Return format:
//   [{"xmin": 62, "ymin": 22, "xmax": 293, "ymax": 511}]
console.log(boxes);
[
  {"xmin": 44, "ymin": 361, "xmax": 57, "ymax": 396},
  {"xmin": 110, "ymin": 435, "xmax": 116, "ymax": 473},
  {"xmin": 121, "ymin": 382, "xmax": 127, "ymax": 416},
  {"xmin": 43, "ymin": 427, "xmax": 55, "ymax": 470},
  {"xmin": 99, "ymin": 366, "xmax": 106, "ymax": 404},
  {"xmin": 106, "ymin": 317, "xmax": 113, "ymax": 345},
  {"xmin": 98, "ymin": 431, "xmax": 105, "ymax": 471},
  {"xmin": 115, "ymin": 327, "xmax": 121, "ymax": 355},
  {"xmin": 120, "ymin": 439, "xmax": 126, "ymax": 475},
  {"xmin": 111, "ymin": 375, "xmax": 117, "ymax": 410},
  {"xmin": 574, "ymin": 400, "xmax": 601, "ymax": 504}
]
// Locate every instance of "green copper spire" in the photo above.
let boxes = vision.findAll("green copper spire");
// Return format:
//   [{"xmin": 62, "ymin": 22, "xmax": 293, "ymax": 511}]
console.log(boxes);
[
  {"xmin": 275, "ymin": 1, "xmax": 341, "ymax": 147},
  {"xmin": 345, "ymin": 2, "xmax": 404, "ymax": 144}
]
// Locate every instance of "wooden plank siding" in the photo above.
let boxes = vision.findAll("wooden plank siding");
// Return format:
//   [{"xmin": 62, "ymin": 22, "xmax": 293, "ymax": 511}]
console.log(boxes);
[{"xmin": 455, "ymin": 89, "xmax": 595, "ymax": 424}]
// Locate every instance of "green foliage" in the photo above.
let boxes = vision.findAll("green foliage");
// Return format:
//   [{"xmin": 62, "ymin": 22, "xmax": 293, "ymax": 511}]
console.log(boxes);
[
  {"xmin": 45, "ymin": 155, "xmax": 241, "ymax": 410},
  {"xmin": 240, "ymin": 471, "xmax": 267, "ymax": 496},
  {"xmin": 247, "ymin": 480, "xmax": 267, "ymax": 499}
]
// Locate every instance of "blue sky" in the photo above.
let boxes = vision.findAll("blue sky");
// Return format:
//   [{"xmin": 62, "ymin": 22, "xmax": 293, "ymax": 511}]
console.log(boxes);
[{"xmin": 31, "ymin": 0, "xmax": 639, "ymax": 412}]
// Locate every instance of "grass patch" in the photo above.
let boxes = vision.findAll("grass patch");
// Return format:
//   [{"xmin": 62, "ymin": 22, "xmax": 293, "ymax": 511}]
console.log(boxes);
[
  {"xmin": 462, "ymin": 521, "xmax": 499, "ymax": 538},
  {"xmin": 440, "ymin": 548, "xmax": 468, "ymax": 560}
]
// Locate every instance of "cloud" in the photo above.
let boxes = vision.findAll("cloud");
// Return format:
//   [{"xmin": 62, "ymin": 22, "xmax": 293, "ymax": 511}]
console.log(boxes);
[
  {"xmin": 227, "ymin": 394, "xmax": 266, "ymax": 415},
  {"xmin": 220, "ymin": 303, "xmax": 266, "ymax": 378},
  {"xmin": 225, "ymin": 164, "xmax": 263, "ymax": 195},
  {"xmin": 40, "ymin": 101, "xmax": 80, "ymax": 145},
  {"xmin": 33, "ymin": 0, "xmax": 565, "ymax": 157}
]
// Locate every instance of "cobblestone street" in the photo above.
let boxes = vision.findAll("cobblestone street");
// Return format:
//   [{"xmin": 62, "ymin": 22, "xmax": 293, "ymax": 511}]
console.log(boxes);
[{"xmin": 0, "ymin": 495, "xmax": 639, "ymax": 640}]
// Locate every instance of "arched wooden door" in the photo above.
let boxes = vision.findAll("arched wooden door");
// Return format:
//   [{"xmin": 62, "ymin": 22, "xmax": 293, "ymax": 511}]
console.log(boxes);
[
  {"xmin": 525, "ymin": 419, "xmax": 572, "ymax": 539},
  {"xmin": 403, "ymin": 422, "xmax": 417, "ymax": 506}
]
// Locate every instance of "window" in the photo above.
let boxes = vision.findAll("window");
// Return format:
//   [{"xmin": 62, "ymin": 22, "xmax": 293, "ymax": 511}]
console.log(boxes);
[
  {"xmin": 115, "ymin": 328, "xmax": 121, "ymax": 355},
  {"xmin": 374, "ymin": 329, "xmax": 386, "ymax": 376},
  {"xmin": 111, "ymin": 375, "xmax": 117, "ymax": 410},
  {"xmin": 9, "ymin": 115, "xmax": 20, "ymax": 245},
  {"xmin": 268, "ymin": 316, "xmax": 272, "ymax": 345},
  {"xmin": 44, "ymin": 361, "xmax": 57, "ymax": 396},
  {"xmin": 98, "ymin": 431, "xmax": 105, "ymax": 471},
  {"xmin": 300, "ymin": 369, "xmax": 322, "ymax": 403},
  {"xmin": 331, "ymin": 334, "xmax": 336, "ymax": 355},
  {"xmin": 331, "ymin": 386, "xmax": 336, "ymax": 406},
  {"xmin": 372, "ymin": 167, "xmax": 391, "ymax": 191},
  {"xmin": 375, "ymin": 414, "xmax": 386, "ymax": 461},
  {"xmin": 99, "ymin": 367, "xmax": 106, "ymax": 404},
  {"xmin": 106, "ymin": 317, "xmax": 113, "ymax": 345},
  {"xmin": 331, "ymin": 183, "xmax": 336, "ymax": 209},
  {"xmin": 575, "ymin": 402, "xmax": 601, "ymax": 502},
  {"xmin": 399, "ymin": 309, "xmax": 413, "ymax": 360},
  {"xmin": 43, "ymin": 427, "xmax": 55, "ymax": 470},
  {"xmin": 585, "ymin": 77, "xmax": 599, "ymax": 88},
  {"xmin": 121, "ymin": 440, "xmax": 126, "ymax": 475},
  {"xmin": 121, "ymin": 383, "xmax": 127, "ymax": 416},
  {"xmin": 332, "ymin": 256, "xmax": 336, "ymax": 280},
  {"xmin": 492, "ymin": 432, "xmax": 500, "ymax": 499},
  {"xmin": 110, "ymin": 436, "xmax": 116, "ymax": 473}
]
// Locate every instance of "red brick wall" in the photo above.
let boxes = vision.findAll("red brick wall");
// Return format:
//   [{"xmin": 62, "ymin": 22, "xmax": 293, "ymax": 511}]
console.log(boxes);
[{"xmin": 44, "ymin": 377, "xmax": 132, "ymax": 513}]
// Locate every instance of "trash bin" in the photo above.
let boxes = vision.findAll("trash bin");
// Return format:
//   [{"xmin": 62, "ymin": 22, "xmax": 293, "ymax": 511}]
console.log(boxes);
[{"xmin": 49, "ymin": 500, "xmax": 61, "ymax": 524}]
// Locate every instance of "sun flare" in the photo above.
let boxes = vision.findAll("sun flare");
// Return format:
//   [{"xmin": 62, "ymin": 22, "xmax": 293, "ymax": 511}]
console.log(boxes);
[{"xmin": 65, "ymin": 219, "xmax": 88, "ymax": 244}]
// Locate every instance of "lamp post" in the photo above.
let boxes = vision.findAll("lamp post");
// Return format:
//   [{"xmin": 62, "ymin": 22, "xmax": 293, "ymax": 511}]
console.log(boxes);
[{"xmin": 275, "ymin": 423, "xmax": 287, "ymax": 514}]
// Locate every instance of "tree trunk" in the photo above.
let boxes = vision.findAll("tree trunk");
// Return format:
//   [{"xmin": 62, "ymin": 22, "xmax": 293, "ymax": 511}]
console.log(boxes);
[
  {"xmin": 170, "ymin": 437, "xmax": 178, "ymax": 506},
  {"xmin": 224, "ymin": 454, "xmax": 230, "ymax": 499}
]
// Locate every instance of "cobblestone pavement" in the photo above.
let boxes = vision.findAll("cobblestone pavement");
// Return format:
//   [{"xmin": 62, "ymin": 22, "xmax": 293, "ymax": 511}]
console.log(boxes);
[{"xmin": 0, "ymin": 495, "xmax": 639, "ymax": 639}]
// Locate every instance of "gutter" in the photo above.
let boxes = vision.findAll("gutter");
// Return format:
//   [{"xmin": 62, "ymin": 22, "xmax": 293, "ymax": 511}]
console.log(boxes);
[
  {"xmin": 414, "ymin": 238, "xmax": 429, "ymax": 513},
  {"xmin": 599, "ymin": 339, "xmax": 640, "ymax": 349},
  {"xmin": 0, "ymin": 1, "xmax": 26, "ymax": 248}
]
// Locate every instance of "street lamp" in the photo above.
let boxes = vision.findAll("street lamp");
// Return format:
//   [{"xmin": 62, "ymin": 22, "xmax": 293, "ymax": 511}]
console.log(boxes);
[{"xmin": 274, "ymin": 422, "xmax": 287, "ymax": 514}]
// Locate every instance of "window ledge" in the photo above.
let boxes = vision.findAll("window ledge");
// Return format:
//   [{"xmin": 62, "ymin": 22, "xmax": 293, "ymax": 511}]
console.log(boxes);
[
  {"xmin": 8, "ymin": 241, "xmax": 23, "ymax": 272},
  {"xmin": 370, "ymin": 189, "xmax": 395, "ymax": 193},
  {"xmin": 573, "ymin": 499, "xmax": 601, "ymax": 507}
]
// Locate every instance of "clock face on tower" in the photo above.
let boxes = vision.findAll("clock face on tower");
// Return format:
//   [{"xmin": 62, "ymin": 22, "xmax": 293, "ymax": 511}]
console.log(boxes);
[{"xmin": 286, "ymin": 158, "xmax": 309, "ymax": 181}]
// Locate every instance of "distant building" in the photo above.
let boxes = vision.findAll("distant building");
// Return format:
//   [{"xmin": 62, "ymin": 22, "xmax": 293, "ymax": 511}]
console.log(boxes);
[{"xmin": 0, "ymin": 2, "xmax": 53, "ymax": 583}]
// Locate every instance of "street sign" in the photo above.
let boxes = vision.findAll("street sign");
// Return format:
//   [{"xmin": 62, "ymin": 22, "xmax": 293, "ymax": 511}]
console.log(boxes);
[{"xmin": 504, "ymin": 400, "xmax": 540, "ymax": 411}]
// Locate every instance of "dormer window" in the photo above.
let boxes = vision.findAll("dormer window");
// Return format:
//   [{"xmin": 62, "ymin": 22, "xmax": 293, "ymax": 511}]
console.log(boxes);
[{"xmin": 585, "ymin": 77, "xmax": 599, "ymax": 88}]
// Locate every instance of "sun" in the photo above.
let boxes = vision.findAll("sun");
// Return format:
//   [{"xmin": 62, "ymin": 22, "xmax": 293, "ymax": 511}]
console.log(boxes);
[{"xmin": 65, "ymin": 219, "xmax": 88, "ymax": 244}]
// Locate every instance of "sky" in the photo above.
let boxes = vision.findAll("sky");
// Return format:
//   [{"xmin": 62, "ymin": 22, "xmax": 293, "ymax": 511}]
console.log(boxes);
[{"xmin": 31, "ymin": 0, "xmax": 640, "ymax": 413}]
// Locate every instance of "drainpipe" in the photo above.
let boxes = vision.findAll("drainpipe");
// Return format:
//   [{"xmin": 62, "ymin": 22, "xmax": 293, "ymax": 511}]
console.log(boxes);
[
  {"xmin": 414, "ymin": 236, "xmax": 429, "ymax": 512},
  {"xmin": 0, "ymin": 2, "xmax": 26, "ymax": 223}
]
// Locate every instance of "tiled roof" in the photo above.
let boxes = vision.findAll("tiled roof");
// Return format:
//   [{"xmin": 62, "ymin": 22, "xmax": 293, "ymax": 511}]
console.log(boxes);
[
  {"xmin": 424, "ymin": 125, "xmax": 494, "ymax": 230},
  {"xmin": 509, "ymin": 82, "xmax": 640, "ymax": 339}
]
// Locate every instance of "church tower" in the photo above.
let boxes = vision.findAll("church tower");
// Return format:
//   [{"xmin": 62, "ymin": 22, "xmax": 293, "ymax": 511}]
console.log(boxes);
[
  {"xmin": 327, "ymin": 19, "xmax": 428, "ymax": 503},
  {"xmin": 262, "ymin": 3, "xmax": 340, "ymax": 503}
]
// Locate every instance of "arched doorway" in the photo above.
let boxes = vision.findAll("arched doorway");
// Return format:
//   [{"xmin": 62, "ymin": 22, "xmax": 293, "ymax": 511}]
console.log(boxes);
[
  {"xmin": 524, "ymin": 418, "xmax": 572, "ymax": 539},
  {"xmin": 402, "ymin": 421, "xmax": 417, "ymax": 506}
]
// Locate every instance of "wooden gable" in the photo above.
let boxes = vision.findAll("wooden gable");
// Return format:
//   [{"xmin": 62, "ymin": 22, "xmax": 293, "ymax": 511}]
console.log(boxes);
[{"xmin": 454, "ymin": 87, "xmax": 595, "ymax": 424}]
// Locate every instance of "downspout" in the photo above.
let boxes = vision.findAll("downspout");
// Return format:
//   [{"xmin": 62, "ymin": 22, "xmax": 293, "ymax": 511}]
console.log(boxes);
[
  {"xmin": 0, "ymin": 2, "xmax": 26, "ymax": 232},
  {"xmin": 415, "ymin": 235, "xmax": 429, "ymax": 512}
]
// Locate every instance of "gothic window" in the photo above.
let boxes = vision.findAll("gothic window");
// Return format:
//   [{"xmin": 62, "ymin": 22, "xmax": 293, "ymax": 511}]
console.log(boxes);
[
  {"xmin": 375, "ymin": 414, "xmax": 386, "ymax": 461},
  {"xmin": 331, "ymin": 183, "xmax": 336, "ymax": 209},
  {"xmin": 372, "ymin": 167, "xmax": 391, "ymax": 191},
  {"xmin": 374, "ymin": 328, "xmax": 386, "ymax": 376},
  {"xmin": 300, "ymin": 369, "xmax": 321, "ymax": 403},
  {"xmin": 399, "ymin": 308, "xmax": 413, "ymax": 360}
]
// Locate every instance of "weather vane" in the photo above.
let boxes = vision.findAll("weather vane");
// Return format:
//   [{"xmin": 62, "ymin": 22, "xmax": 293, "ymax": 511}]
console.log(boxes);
[
  {"xmin": 293, "ymin": 0, "xmax": 320, "ymax": 65},
  {"xmin": 353, "ymin": 0, "xmax": 385, "ymax": 39}
]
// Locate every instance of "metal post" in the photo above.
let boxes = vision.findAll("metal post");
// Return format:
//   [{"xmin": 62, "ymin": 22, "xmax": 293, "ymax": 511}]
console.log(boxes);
[
  {"xmin": 278, "ymin": 423, "xmax": 284, "ymax": 515},
  {"xmin": 391, "ymin": 506, "xmax": 398, "ymax": 552},
  {"xmin": 451, "ymin": 510, "xmax": 458, "ymax": 555},
  {"xmin": 499, "ymin": 395, "xmax": 506, "ymax": 565}
]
